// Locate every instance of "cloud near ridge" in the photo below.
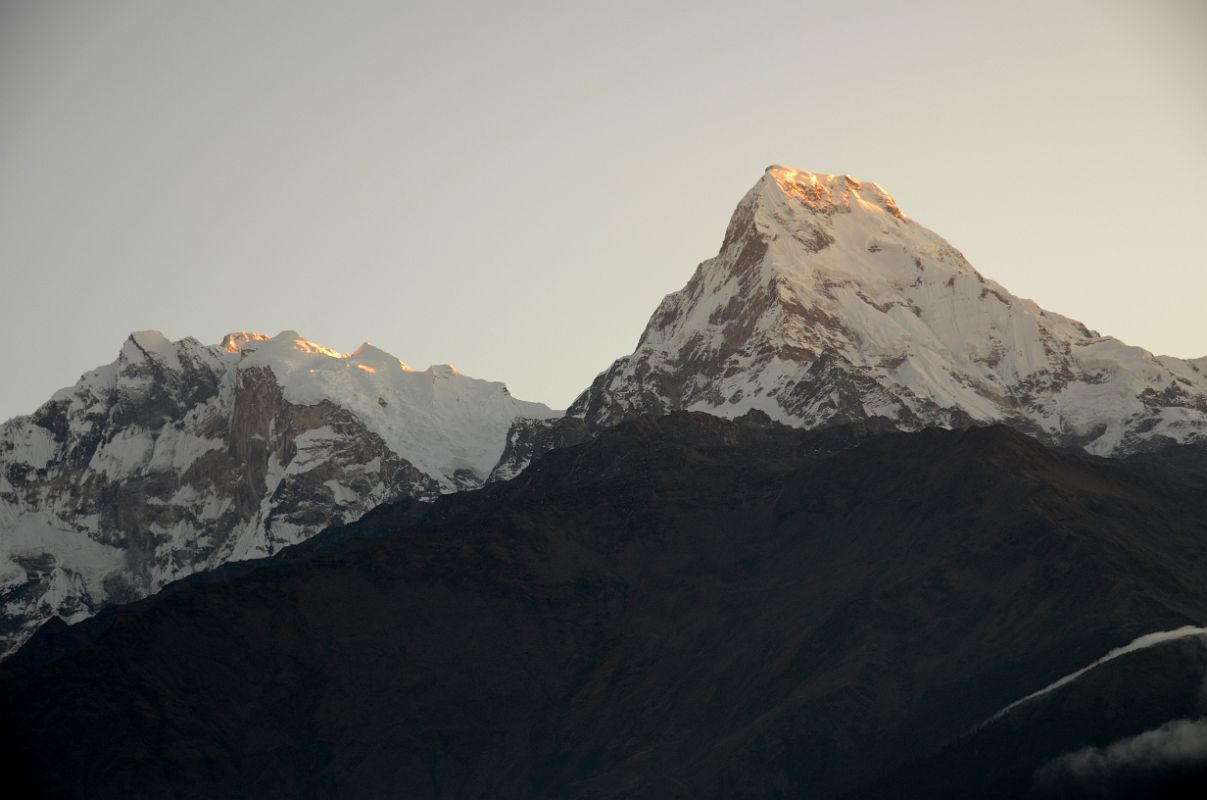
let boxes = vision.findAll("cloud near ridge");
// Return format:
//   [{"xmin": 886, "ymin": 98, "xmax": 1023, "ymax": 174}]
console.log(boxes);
[{"xmin": 1036, "ymin": 717, "xmax": 1207, "ymax": 785}]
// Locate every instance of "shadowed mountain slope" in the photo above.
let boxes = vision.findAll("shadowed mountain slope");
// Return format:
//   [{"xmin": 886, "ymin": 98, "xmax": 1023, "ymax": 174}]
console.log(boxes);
[{"xmin": 4, "ymin": 413, "xmax": 1207, "ymax": 798}]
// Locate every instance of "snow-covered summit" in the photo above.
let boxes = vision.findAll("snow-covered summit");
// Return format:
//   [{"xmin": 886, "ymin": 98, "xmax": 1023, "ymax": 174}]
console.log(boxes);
[
  {"xmin": 569, "ymin": 165, "xmax": 1207, "ymax": 455},
  {"xmin": 762, "ymin": 165, "xmax": 906, "ymax": 219},
  {"xmin": 0, "ymin": 329, "xmax": 557, "ymax": 657}
]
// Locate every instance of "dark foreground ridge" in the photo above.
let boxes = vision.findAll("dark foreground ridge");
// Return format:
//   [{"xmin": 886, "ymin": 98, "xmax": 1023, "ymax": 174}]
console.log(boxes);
[{"xmin": 4, "ymin": 412, "xmax": 1207, "ymax": 799}]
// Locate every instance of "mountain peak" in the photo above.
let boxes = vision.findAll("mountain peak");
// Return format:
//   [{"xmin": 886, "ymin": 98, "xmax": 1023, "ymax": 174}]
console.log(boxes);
[
  {"xmin": 271, "ymin": 331, "xmax": 346, "ymax": 358},
  {"xmin": 349, "ymin": 342, "xmax": 413, "ymax": 372},
  {"xmin": 220, "ymin": 331, "xmax": 271, "ymax": 352},
  {"xmin": 568, "ymin": 166, "xmax": 1207, "ymax": 456},
  {"xmin": 121, "ymin": 330, "xmax": 180, "ymax": 367},
  {"xmin": 761, "ymin": 165, "xmax": 906, "ymax": 219}
]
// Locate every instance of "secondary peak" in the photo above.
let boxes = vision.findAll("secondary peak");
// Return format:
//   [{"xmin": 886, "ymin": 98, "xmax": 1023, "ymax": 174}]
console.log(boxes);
[{"xmin": 220, "ymin": 332, "xmax": 271, "ymax": 353}]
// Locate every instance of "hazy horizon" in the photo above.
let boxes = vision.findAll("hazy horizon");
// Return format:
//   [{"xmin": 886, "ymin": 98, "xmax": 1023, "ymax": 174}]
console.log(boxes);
[{"xmin": 2, "ymin": 0, "xmax": 1205, "ymax": 421}]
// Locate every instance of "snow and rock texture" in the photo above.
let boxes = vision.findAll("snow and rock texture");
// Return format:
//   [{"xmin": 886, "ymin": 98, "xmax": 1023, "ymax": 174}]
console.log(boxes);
[
  {"xmin": 569, "ymin": 165, "xmax": 1207, "ymax": 455},
  {"xmin": 0, "ymin": 330, "xmax": 557, "ymax": 656},
  {"xmin": 488, "ymin": 416, "xmax": 592, "ymax": 484}
]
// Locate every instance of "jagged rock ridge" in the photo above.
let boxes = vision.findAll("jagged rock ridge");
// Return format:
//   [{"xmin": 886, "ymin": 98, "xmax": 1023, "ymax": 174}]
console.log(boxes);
[{"xmin": 0, "ymin": 329, "xmax": 557, "ymax": 656}]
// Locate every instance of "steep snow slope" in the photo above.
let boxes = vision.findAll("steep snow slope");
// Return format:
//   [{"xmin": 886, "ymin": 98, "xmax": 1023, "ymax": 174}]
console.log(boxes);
[
  {"xmin": 569, "ymin": 166, "xmax": 1207, "ymax": 454},
  {"xmin": 0, "ymin": 330, "xmax": 557, "ymax": 656}
]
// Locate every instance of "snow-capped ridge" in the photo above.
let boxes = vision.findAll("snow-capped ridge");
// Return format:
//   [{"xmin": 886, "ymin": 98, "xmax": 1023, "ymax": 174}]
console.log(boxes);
[
  {"xmin": 0, "ymin": 327, "xmax": 558, "ymax": 657},
  {"xmin": 219, "ymin": 330, "xmax": 469, "ymax": 376},
  {"xmin": 977, "ymin": 626, "xmax": 1207, "ymax": 729}
]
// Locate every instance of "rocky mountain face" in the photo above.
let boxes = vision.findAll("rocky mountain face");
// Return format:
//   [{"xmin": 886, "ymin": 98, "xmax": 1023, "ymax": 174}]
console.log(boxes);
[
  {"xmin": 0, "ymin": 330, "xmax": 557, "ymax": 657},
  {"xmin": 4, "ymin": 414, "xmax": 1207, "ymax": 798},
  {"xmin": 563, "ymin": 166, "xmax": 1207, "ymax": 458},
  {"xmin": 488, "ymin": 415, "xmax": 591, "ymax": 483}
]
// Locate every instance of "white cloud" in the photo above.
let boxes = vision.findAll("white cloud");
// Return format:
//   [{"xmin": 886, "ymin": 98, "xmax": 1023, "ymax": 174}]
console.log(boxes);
[{"xmin": 1037, "ymin": 717, "xmax": 1207, "ymax": 785}]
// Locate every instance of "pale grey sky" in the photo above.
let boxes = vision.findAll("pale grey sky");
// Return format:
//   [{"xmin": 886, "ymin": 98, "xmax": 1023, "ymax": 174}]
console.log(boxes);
[{"xmin": 1, "ymin": 0, "xmax": 1204, "ymax": 421}]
